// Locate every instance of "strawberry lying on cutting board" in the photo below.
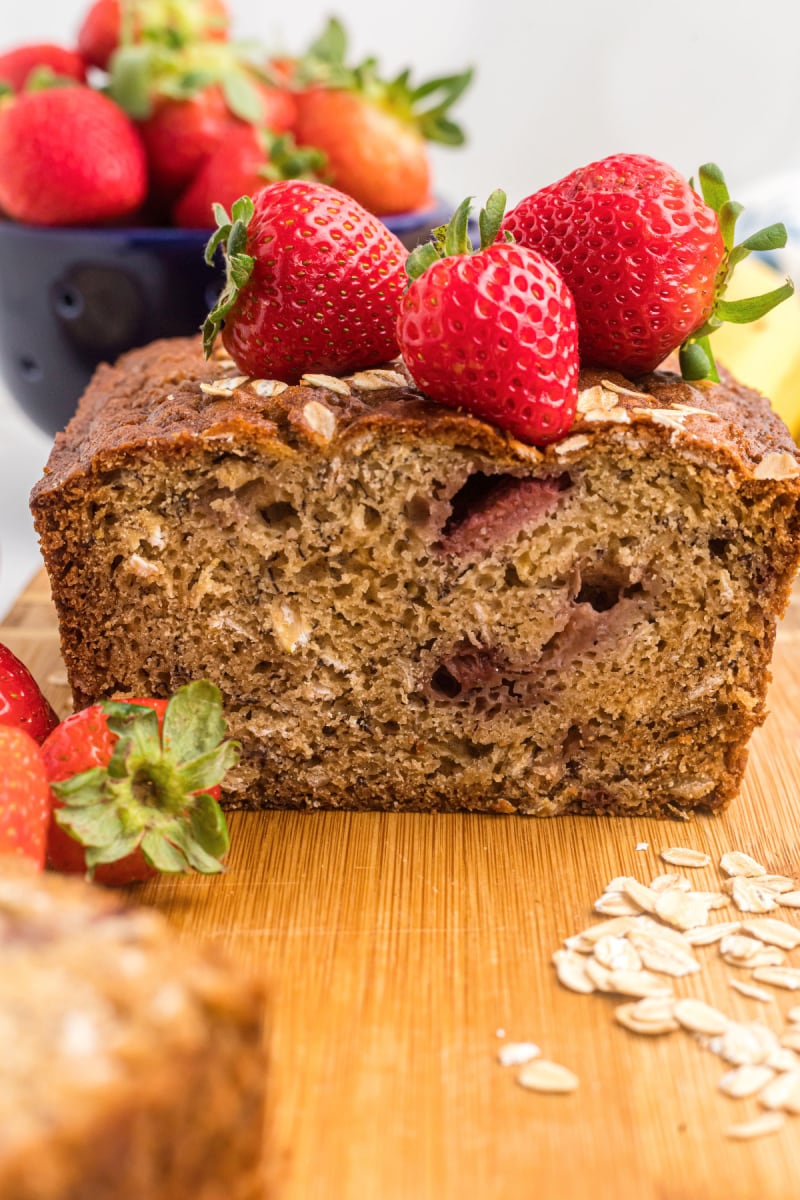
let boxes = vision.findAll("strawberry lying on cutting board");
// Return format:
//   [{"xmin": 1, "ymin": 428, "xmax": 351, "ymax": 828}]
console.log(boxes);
[
  {"xmin": 203, "ymin": 181, "xmax": 408, "ymax": 380},
  {"xmin": 41, "ymin": 680, "xmax": 239, "ymax": 885},
  {"xmin": 0, "ymin": 726, "xmax": 51, "ymax": 869},
  {"xmin": 0, "ymin": 642, "xmax": 58, "ymax": 744},
  {"xmin": 291, "ymin": 18, "xmax": 473, "ymax": 215},
  {"xmin": 396, "ymin": 191, "xmax": 579, "ymax": 445},
  {"xmin": 503, "ymin": 153, "xmax": 793, "ymax": 382}
]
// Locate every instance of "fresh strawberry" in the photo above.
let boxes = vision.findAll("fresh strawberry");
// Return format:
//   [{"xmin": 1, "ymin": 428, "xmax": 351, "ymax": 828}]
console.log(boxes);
[
  {"xmin": 203, "ymin": 181, "xmax": 408, "ymax": 380},
  {"xmin": 41, "ymin": 680, "xmax": 239, "ymax": 886},
  {"xmin": 173, "ymin": 124, "xmax": 323, "ymax": 227},
  {"xmin": 0, "ymin": 726, "xmax": 50, "ymax": 869},
  {"xmin": 0, "ymin": 86, "xmax": 147, "ymax": 225},
  {"xmin": 503, "ymin": 154, "xmax": 795, "ymax": 381},
  {"xmin": 0, "ymin": 44, "xmax": 86, "ymax": 91},
  {"xmin": 397, "ymin": 191, "xmax": 579, "ymax": 445},
  {"xmin": 78, "ymin": 0, "xmax": 230, "ymax": 71},
  {"xmin": 0, "ymin": 642, "xmax": 58, "ymax": 745},
  {"xmin": 291, "ymin": 18, "xmax": 472, "ymax": 215},
  {"xmin": 133, "ymin": 78, "xmax": 296, "ymax": 198}
]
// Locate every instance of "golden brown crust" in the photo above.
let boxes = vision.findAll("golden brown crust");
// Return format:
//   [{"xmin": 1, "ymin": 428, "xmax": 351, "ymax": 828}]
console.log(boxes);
[{"xmin": 31, "ymin": 337, "xmax": 800, "ymax": 508}]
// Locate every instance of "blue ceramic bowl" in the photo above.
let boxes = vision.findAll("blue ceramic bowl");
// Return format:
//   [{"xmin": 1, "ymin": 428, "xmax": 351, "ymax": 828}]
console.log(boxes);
[{"xmin": 0, "ymin": 197, "xmax": 454, "ymax": 437}]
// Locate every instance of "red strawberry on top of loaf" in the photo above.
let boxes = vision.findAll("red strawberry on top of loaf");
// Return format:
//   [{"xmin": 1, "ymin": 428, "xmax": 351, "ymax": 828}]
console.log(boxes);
[
  {"xmin": 203, "ymin": 181, "xmax": 408, "ymax": 381},
  {"xmin": 396, "ymin": 191, "xmax": 579, "ymax": 445},
  {"xmin": 502, "ymin": 153, "xmax": 725, "ymax": 376},
  {"xmin": 0, "ymin": 86, "xmax": 146, "ymax": 225}
]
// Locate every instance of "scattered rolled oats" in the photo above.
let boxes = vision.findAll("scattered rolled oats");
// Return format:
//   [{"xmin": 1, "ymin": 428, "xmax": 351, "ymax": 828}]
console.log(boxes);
[
  {"xmin": 717, "ymin": 1063, "xmax": 775, "ymax": 1098},
  {"xmin": 673, "ymin": 998, "xmax": 730, "ymax": 1036},
  {"xmin": 593, "ymin": 935, "xmax": 642, "ymax": 973},
  {"xmin": 554, "ymin": 434, "xmax": 591, "ymax": 456},
  {"xmin": 719, "ymin": 934, "xmax": 781, "ymax": 968},
  {"xmin": 576, "ymin": 385, "xmax": 616, "ymax": 413},
  {"xmin": 614, "ymin": 997, "xmax": 679, "ymax": 1036},
  {"xmin": 726, "ymin": 877, "xmax": 778, "ymax": 914},
  {"xmin": 752, "ymin": 966, "xmax": 800, "ymax": 991},
  {"xmin": 563, "ymin": 933, "xmax": 594, "ymax": 954},
  {"xmin": 497, "ymin": 1041, "xmax": 541, "ymax": 1067},
  {"xmin": 620, "ymin": 878, "xmax": 659, "ymax": 915},
  {"xmin": 584, "ymin": 958, "xmax": 616, "ymax": 993},
  {"xmin": 593, "ymin": 892, "xmax": 641, "ymax": 918},
  {"xmin": 516, "ymin": 1059, "xmax": 579, "ymax": 1093},
  {"xmin": 740, "ymin": 918, "xmax": 800, "ymax": 951},
  {"xmin": 582, "ymin": 405, "xmax": 631, "ymax": 424},
  {"xmin": 768, "ymin": 1047, "xmax": 800, "ymax": 1073},
  {"xmin": 729, "ymin": 980, "xmax": 774, "ymax": 1003},
  {"xmin": 688, "ymin": 890, "xmax": 729, "ymax": 910},
  {"xmin": 720, "ymin": 851, "xmax": 767, "ymax": 878},
  {"xmin": 654, "ymin": 889, "xmax": 713, "ymax": 931},
  {"xmin": 649, "ymin": 873, "xmax": 692, "ymax": 893},
  {"xmin": 758, "ymin": 1070, "xmax": 800, "ymax": 1113},
  {"xmin": 576, "ymin": 916, "xmax": 640, "ymax": 944},
  {"xmin": 552, "ymin": 949, "xmax": 596, "ymax": 995},
  {"xmin": 660, "ymin": 847, "xmax": 711, "ymax": 869},
  {"xmin": 778, "ymin": 891, "xmax": 800, "ymax": 908},
  {"xmin": 605, "ymin": 969, "xmax": 673, "ymax": 999},
  {"xmin": 684, "ymin": 921, "xmax": 741, "ymax": 946},
  {"xmin": 724, "ymin": 1112, "xmax": 785, "ymax": 1140},
  {"xmin": 709, "ymin": 1021, "xmax": 778, "ymax": 1067},
  {"xmin": 599, "ymin": 379, "xmax": 651, "ymax": 400},
  {"xmin": 786, "ymin": 1006, "xmax": 800, "ymax": 1024},
  {"xmin": 757, "ymin": 875, "xmax": 796, "ymax": 895},
  {"xmin": 627, "ymin": 930, "xmax": 700, "ymax": 978},
  {"xmin": 779, "ymin": 1029, "xmax": 800, "ymax": 1054}
]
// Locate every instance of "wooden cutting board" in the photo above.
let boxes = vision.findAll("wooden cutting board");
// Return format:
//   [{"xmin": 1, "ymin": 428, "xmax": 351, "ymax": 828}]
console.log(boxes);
[{"xmin": 4, "ymin": 569, "xmax": 800, "ymax": 1200}]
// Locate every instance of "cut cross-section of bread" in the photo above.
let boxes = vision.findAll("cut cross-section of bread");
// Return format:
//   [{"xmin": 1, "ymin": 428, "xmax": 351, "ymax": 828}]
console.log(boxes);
[{"xmin": 31, "ymin": 338, "xmax": 800, "ymax": 815}]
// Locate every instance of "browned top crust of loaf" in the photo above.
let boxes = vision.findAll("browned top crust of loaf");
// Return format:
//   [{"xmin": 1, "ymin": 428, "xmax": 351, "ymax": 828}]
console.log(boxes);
[{"xmin": 31, "ymin": 337, "xmax": 800, "ymax": 505}]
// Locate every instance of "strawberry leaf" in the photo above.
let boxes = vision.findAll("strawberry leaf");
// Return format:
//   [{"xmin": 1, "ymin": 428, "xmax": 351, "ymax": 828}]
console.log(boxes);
[
  {"xmin": 220, "ymin": 71, "xmax": 263, "ymax": 123},
  {"xmin": 479, "ymin": 189, "xmax": 507, "ymax": 250},
  {"xmin": 141, "ymin": 831, "xmax": 193, "ymax": 873},
  {"xmin": 697, "ymin": 162, "xmax": 729, "ymax": 213},
  {"xmin": 189, "ymin": 792, "xmax": 230, "ymax": 858},
  {"xmin": 108, "ymin": 45, "xmax": 157, "ymax": 119},
  {"xmin": 680, "ymin": 164, "xmax": 794, "ymax": 383},
  {"xmin": 203, "ymin": 197, "xmax": 256, "ymax": 355},
  {"xmin": 176, "ymin": 741, "xmax": 240, "ymax": 794},
  {"xmin": 162, "ymin": 679, "xmax": 225, "ymax": 761},
  {"xmin": 715, "ymin": 281, "xmax": 794, "ymax": 323}
]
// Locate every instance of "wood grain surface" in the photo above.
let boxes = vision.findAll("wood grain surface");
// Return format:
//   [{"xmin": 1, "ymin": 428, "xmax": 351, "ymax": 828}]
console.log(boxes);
[{"xmin": 4, "ymin": 570, "xmax": 800, "ymax": 1200}]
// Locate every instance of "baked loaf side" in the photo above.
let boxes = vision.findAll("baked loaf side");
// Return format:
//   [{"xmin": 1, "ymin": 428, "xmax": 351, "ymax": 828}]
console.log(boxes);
[
  {"xmin": 0, "ymin": 864, "xmax": 266, "ymax": 1200},
  {"xmin": 32, "ymin": 337, "xmax": 800, "ymax": 815}
]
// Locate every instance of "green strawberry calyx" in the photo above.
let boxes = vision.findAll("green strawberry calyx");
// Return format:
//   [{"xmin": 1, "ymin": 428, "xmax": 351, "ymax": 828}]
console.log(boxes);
[
  {"xmin": 292, "ymin": 17, "xmax": 474, "ymax": 146},
  {"xmin": 680, "ymin": 163, "xmax": 794, "ymax": 382},
  {"xmin": 202, "ymin": 194, "xmax": 255, "ymax": 356},
  {"xmin": 405, "ymin": 189, "xmax": 510, "ymax": 283},
  {"xmin": 109, "ymin": 38, "xmax": 269, "ymax": 123},
  {"xmin": 51, "ymin": 680, "xmax": 239, "ymax": 876}
]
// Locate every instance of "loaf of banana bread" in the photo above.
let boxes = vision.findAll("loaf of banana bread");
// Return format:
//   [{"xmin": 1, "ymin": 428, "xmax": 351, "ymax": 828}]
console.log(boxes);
[
  {"xmin": 31, "ymin": 336, "xmax": 800, "ymax": 815},
  {"xmin": 0, "ymin": 863, "xmax": 266, "ymax": 1200}
]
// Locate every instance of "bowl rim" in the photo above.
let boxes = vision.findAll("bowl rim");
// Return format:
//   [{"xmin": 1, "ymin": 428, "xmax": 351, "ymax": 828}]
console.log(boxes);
[{"xmin": 0, "ymin": 197, "xmax": 454, "ymax": 241}]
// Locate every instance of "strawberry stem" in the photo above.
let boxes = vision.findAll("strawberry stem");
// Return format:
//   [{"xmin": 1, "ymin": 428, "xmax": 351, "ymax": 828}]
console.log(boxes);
[
  {"xmin": 679, "ymin": 162, "xmax": 794, "ymax": 383},
  {"xmin": 405, "ymin": 189, "xmax": 508, "ymax": 284}
]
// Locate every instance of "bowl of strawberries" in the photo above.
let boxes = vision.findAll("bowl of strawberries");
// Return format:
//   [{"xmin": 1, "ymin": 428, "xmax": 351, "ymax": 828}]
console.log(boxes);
[{"xmin": 0, "ymin": 4, "xmax": 471, "ymax": 435}]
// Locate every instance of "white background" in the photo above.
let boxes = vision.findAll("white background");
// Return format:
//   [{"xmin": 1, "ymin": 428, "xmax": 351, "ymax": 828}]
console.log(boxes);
[{"xmin": 2, "ymin": 0, "xmax": 800, "ymax": 616}]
